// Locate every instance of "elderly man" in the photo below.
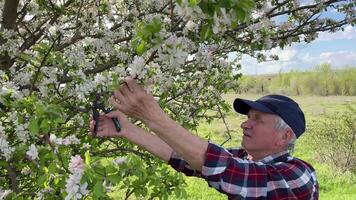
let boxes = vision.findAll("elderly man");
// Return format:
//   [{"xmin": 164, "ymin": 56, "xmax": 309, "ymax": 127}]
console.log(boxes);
[{"xmin": 91, "ymin": 78, "xmax": 319, "ymax": 199}]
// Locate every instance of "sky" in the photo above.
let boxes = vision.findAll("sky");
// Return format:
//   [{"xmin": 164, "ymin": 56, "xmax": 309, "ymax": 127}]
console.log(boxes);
[{"xmin": 236, "ymin": 10, "xmax": 356, "ymax": 75}]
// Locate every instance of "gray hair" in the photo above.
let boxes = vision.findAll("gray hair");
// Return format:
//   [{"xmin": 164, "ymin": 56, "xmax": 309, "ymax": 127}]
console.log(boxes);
[{"xmin": 274, "ymin": 116, "xmax": 297, "ymax": 152}]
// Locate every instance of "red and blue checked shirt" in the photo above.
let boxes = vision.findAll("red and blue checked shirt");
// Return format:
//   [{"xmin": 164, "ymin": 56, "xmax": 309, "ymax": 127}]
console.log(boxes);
[{"xmin": 169, "ymin": 142, "xmax": 319, "ymax": 200}]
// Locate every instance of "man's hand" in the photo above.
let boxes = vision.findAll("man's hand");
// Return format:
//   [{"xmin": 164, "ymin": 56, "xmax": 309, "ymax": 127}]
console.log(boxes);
[
  {"xmin": 110, "ymin": 77, "xmax": 166, "ymax": 128},
  {"xmin": 89, "ymin": 110, "xmax": 134, "ymax": 138},
  {"xmin": 89, "ymin": 108, "xmax": 175, "ymax": 162},
  {"xmin": 110, "ymin": 77, "xmax": 209, "ymax": 171}
]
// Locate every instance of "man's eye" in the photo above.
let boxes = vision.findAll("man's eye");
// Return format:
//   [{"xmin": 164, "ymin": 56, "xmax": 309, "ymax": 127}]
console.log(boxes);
[{"xmin": 256, "ymin": 118, "xmax": 264, "ymax": 123}]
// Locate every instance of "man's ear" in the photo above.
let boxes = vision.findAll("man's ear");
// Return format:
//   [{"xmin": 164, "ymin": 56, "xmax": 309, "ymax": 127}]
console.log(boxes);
[{"xmin": 276, "ymin": 129, "xmax": 294, "ymax": 149}]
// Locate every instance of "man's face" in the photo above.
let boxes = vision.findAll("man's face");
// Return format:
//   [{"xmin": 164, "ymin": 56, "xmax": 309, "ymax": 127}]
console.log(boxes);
[{"xmin": 240, "ymin": 109, "xmax": 282, "ymax": 157}]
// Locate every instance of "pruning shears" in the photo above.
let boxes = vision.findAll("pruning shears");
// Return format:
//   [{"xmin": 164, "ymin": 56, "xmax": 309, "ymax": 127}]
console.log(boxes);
[{"xmin": 92, "ymin": 95, "xmax": 121, "ymax": 137}]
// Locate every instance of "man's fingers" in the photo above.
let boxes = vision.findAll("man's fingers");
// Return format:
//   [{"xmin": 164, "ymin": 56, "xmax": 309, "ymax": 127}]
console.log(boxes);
[
  {"xmin": 113, "ymin": 90, "xmax": 126, "ymax": 105},
  {"xmin": 120, "ymin": 82, "xmax": 131, "ymax": 95},
  {"xmin": 104, "ymin": 107, "xmax": 126, "ymax": 120},
  {"xmin": 109, "ymin": 96, "xmax": 122, "ymax": 110},
  {"xmin": 125, "ymin": 77, "xmax": 142, "ymax": 93}
]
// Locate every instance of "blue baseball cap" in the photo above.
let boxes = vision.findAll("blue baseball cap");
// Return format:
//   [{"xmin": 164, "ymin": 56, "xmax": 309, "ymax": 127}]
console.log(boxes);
[{"xmin": 233, "ymin": 94, "xmax": 305, "ymax": 138}]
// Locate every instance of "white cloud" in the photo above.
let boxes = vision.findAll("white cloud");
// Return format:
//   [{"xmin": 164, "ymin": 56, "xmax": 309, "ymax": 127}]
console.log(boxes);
[
  {"xmin": 238, "ymin": 48, "xmax": 356, "ymax": 75},
  {"xmin": 319, "ymin": 51, "xmax": 356, "ymax": 67},
  {"xmin": 316, "ymin": 25, "xmax": 356, "ymax": 41},
  {"xmin": 299, "ymin": 50, "xmax": 356, "ymax": 67},
  {"xmin": 270, "ymin": 48, "xmax": 297, "ymax": 61},
  {"xmin": 239, "ymin": 47, "xmax": 298, "ymax": 74}
]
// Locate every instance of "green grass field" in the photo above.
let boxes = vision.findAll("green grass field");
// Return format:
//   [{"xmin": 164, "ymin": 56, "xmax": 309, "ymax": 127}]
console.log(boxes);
[{"xmin": 168, "ymin": 94, "xmax": 356, "ymax": 200}]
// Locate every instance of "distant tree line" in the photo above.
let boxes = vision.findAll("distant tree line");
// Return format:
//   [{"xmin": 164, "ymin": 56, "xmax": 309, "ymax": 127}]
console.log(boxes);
[{"xmin": 237, "ymin": 63, "xmax": 356, "ymax": 96}]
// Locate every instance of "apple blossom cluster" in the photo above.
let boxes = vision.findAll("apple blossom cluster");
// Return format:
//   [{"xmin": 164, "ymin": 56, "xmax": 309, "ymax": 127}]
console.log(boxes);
[
  {"xmin": 175, "ymin": 0, "xmax": 204, "ymax": 21},
  {"xmin": 0, "ymin": 188, "xmax": 12, "ymax": 200},
  {"xmin": 113, "ymin": 157, "xmax": 127, "ymax": 165},
  {"xmin": 65, "ymin": 155, "xmax": 89, "ymax": 200},
  {"xmin": 49, "ymin": 134, "xmax": 80, "ymax": 146},
  {"xmin": 0, "ymin": 120, "xmax": 14, "ymax": 160},
  {"xmin": 128, "ymin": 56, "xmax": 146, "ymax": 79},
  {"xmin": 26, "ymin": 144, "xmax": 39, "ymax": 160},
  {"xmin": 36, "ymin": 187, "xmax": 54, "ymax": 200},
  {"xmin": 156, "ymin": 34, "xmax": 190, "ymax": 70},
  {"xmin": 212, "ymin": 8, "xmax": 235, "ymax": 34},
  {"xmin": 8, "ymin": 112, "xmax": 30, "ymax": 143},
  {"xmin": 0, "ymin": 29, "xmax": 20, "ymax": 59},
  {"xmin": 0, "ymin": 1, "xmax": 3, "ymax": 19},
  {"xmin": 0, "ymin": 133, "xmax": 14, "ymax": 161},
  {"xmin": 0, "ymin": 80, "xmax": 24, "ymax": 101}
]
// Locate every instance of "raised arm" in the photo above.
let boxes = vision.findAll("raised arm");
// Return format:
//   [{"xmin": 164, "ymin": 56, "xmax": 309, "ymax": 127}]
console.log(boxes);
[{"xmin": 111, "ymin": 78, "xmax": 209, "ymax": 171}]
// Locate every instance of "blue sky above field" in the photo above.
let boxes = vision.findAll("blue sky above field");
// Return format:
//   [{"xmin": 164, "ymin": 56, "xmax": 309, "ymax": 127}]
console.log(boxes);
[
  {"xmin": 236, "ymin": 3, "xmax": 356, "ymax": 75},
  {"xmin": 238, "ymin": 25, "xmax": 356, "ymax": 75}
]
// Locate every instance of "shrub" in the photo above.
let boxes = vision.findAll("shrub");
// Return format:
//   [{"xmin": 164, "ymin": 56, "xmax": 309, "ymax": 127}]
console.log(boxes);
[{"xmin": 309, "ymin": 106, "xmax": 356, "ymax": 173}]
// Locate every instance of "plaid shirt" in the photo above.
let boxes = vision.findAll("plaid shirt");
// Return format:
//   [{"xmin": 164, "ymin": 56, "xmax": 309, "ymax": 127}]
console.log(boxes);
[{"xmin": 169, "ymin": 142, "xmax": 319, "ymax": 200}]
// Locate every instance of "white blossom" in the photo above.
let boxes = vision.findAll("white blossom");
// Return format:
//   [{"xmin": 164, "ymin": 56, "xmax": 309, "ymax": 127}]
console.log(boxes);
[
  {"xmin": 82, "ymin": 143, "xmax": 91, "ymax": 149},
  {"xmin": 68, "ymin": 155, "xmax": 85, "ymax": 173},
  {"xmin": 13, "ymin": 71, "xmax": 32, "ymax": 86},
  {"xmin": 15, "ymin": 123, "xmax": 29, "ymax": 143},
  {"xmin": 175, "ymin": 0, "xmax": 204, "ymax": 20},
  {"xmin": 26, "ymin": 144, "xmax": 39, "ymax": 160},
  {"xmin": 185, "ymin": 20, "xmax": 197, "ymax": 31},
  {"xmin": 113, "ymin": 157, "xmax": 127, "ymax": 165},
  {"xmin": 36, "ymin": 187, "xmax": 54, "ymax": 200},
  {"xmin": 0, "ymin": 188, "xmax": 12, "ymax": 200},
  {"xmin": 65, "ymin": 155, "xmax": 88, "ymax": 200},
  {"xmin": 50, "ymin": 134, "xmax": 80, "ymax": 146},
  {"xmin": 21, "ymin": 167, "xmax": 32, "ymax": 175},
  {"xmin": 128, "ymin": 56, "xmax": 146, "ymax": 78},
  {"xmin": 0, "ymin": 132, "xmax": 15, "ymax": 161}
]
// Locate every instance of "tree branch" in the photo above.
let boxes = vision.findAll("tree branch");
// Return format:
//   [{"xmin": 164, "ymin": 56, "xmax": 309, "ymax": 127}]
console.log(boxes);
[
  {"xmin": 29, "ymin": 35, "xmax": 60, "ymax": 95},
  {"xmin": 7, "ymin": 162, "xmax": 19, "ymax": 193},
  {"xmin": 1, "ymin": 0, "xmax": 20, "ymax": 30},
  {"xmin": 0, "ymin": 0, "xmax": 20, "ymax": 70}
]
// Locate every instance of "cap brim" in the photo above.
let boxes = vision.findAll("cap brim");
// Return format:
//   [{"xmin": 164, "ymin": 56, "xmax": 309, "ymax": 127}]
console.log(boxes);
[{"xmin": 233, "ymin": 98, "xmax": 275, "ymax": 115}]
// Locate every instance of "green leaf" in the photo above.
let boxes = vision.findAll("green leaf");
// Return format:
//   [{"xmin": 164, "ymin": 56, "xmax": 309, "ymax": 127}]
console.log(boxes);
[
  {"xmin": 199, "ymin": 1, "xmax": 215, "ymax": 16},
  {"xmin": 234, "ymin": 7, "xmax": 246, "ymax": 22},
  {"xmin": 18, "ymin": 52, "xmax": 33, "ymax": 62},
  {"xmin": 29, "ymin": 117, "xmax": 40, "ymax": 135},
  {"xmin": 150, "ymin": 18, "xmax": 162, "ymax": 33},
  {"xmin": 40, "ymin": 119, "xmax": 51, "ymax": 133},
  {"xmin": 35, "ymin": 103, "xmax": 45, "ymax": 115},
  {"xmin": 85, "ymin": 151, "xmax": 90, "ymax": 165},
  {"xmin": 200, "ymin": 23, "xmax": 212, "ymax": 40},
  {"xmin": 43, "ymin": 166, "xmax": 49, "ymax": 174},
  {"xmin": 136, "ymin": 41, "xmax": 146, "ymax": 55},
  {"xmin": 48, "ymin": 163, "xmax": 58, "ymax": 174},
  {"xmin": 37, "ymin": 174, "xmax": 48, "ymax": 187},
  {"xmin": 93, "ymin": 181, "xmax": 105, "ymax": 199},
  {"xmin": 189, "ymin": 0, "xmax": 201, "ymax": 6},
  {"xmin": 84, "ymin": 167, "xmax": 96, "ymax": 182},
  {"xmin": 107, "ymin": 174, "xmax": 121, "ymax": 184}
]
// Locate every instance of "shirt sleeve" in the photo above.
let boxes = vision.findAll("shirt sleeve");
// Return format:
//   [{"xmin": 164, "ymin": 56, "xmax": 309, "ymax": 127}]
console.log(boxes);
[
  {"xmin": 168, "ymin": 151, "xmax": 202, "ymax": 177},
  {"xmin": 167, "ymin": 146, "xmax": 245, "ymax": 177}
]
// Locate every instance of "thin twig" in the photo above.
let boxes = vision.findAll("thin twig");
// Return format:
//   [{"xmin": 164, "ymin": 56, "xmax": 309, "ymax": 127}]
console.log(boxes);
[
  {"xmin": 216, "ymin": 101, "xmax": 231, "ymax": 146},
  {"xmin": 29, "ymin": 34, "xmax": 61, "ymax": 95}
]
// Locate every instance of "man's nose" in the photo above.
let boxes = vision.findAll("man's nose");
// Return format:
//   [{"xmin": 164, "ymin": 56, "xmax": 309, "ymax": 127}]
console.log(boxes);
[{"xmin": 241, "ymin": 119, "xmax": 253, "ymax": 129}]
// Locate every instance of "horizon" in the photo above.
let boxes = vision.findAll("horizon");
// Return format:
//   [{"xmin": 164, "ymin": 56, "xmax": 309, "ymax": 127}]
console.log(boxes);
[{"xmin": 234, "ymin": 24, "xmax": 356, "ymax": 75}]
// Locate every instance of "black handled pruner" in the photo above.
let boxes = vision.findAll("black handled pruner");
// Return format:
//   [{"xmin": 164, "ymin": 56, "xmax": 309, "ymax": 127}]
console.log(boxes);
[{"xmin": 92, "ymin": 95, "xmax": 121, "ymax": 137}]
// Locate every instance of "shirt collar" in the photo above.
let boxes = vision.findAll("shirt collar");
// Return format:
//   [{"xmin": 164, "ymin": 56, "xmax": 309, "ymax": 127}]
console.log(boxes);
[{"xmin": 254, "ymin": 150, "xmax": 291, "ymax": 164}]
